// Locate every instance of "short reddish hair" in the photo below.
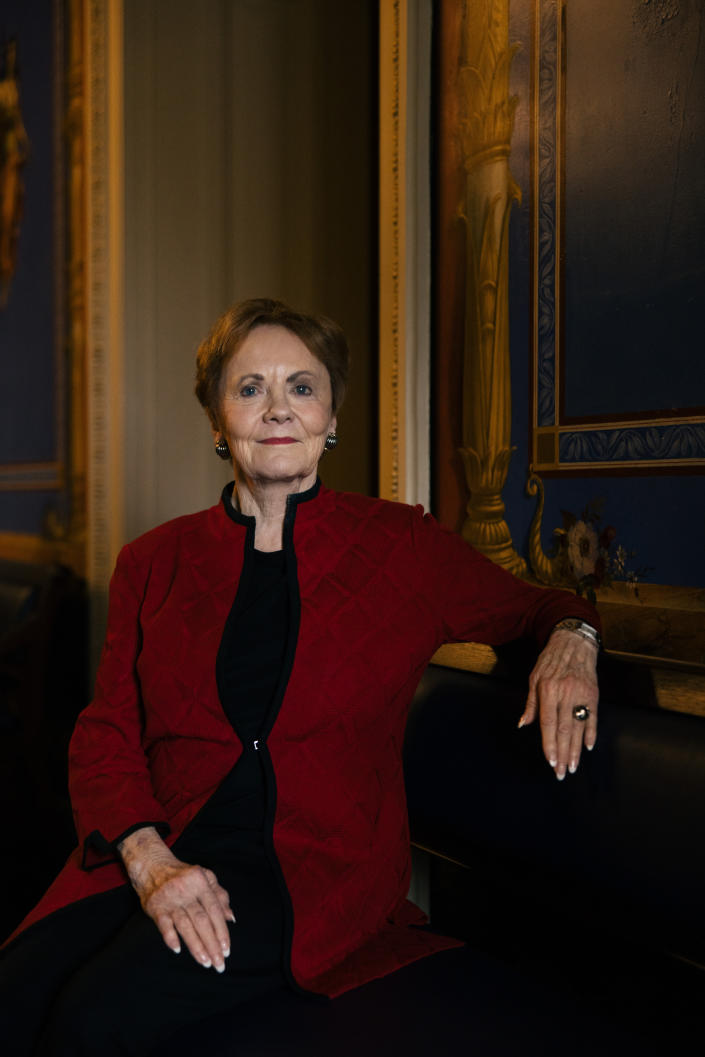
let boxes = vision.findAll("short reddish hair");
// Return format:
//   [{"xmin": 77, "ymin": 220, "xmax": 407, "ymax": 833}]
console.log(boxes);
[{"xmin": 194, "ymin": 298, "xmax": 350, "ymax": 427}]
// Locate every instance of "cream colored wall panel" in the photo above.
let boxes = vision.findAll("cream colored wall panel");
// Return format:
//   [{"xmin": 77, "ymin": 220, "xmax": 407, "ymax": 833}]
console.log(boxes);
[
  {"xmin": 224, "ymin": 1, "xmax": 376, "ymax": 496},
  {"xmin": 123, "ymin": 0, "xmax": 231, "ymax": 542},
  {"xmin": 123, "ymin": 0, "xmax": 376, "ymax": 543}
]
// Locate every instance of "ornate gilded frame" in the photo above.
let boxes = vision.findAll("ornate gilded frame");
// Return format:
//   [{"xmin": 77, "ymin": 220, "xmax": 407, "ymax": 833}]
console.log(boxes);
[
  {"xmin": 0, "ymin": 3, "xmax": 68, "ymax": 523},
  {"xmin": 0, "ymin": 0, "xmax": 84, "ymax": 570},
  {"xmin": 530, "ymin": 0, "xmax": 705, "ymax": 474},
  {"xmin": 0, "ymin": 0, "xmax": 123, "ymax": 591},
  {"xmin": 378, "ymin": 0, "xmax": 432, "ymax": 509}
]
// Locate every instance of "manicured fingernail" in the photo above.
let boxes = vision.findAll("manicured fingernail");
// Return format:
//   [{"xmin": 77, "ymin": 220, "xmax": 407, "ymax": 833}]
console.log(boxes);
[
  {"xmin": 549, "ymin": 757, "xmax": 557, "ymax": 768},
  {"xmin": 556, "ymin": 770, "xmax": 566, "ymax": 781},
  {"xmin": 228, "ymin": 912, "xmax": 236, "ymax": 923},
  {"xmin": 517, "ymin": 716, "xmax": 526, "ymax": 729},
  {"xmin": 569, "ymin": 761, "xmax": 577, "ymax": 774},
  {"xmin": 201, "ymin": 956, "xmax": 212, "ymax": 968},
  {"xmin": 171, "ymin": 945, "xmax": 181, "ymax": 954},
  {"xmin": 215, "ymin": 962, "xmax": 225, "ymax": 974},
  {"xmin": 586, "ymin": 742, "xmax": 595, "ymax": 751},
  {"xmin": 222, "ymin": 943, "xmax": 230, "ymax": 957}
]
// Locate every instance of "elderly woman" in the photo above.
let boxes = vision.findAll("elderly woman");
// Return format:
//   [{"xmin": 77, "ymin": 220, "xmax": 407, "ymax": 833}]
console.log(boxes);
[{"xmin": 0, "ymin": 299, "xmax": 600, "ymax": 1055}]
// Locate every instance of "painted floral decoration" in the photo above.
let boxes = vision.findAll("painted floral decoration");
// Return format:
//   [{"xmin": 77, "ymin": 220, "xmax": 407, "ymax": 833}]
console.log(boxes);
[{"xmin": 549, "ymin": 498, "xmax": 650, "ymax": 603}]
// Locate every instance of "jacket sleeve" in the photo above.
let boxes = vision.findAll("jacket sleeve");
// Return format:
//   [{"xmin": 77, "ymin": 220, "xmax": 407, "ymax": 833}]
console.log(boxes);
[
  {"xmin": 409, "ymin": 507, "xmax": 601, "ymax": 649},
  {"xmin": 69, "ymin": 543, "xmax": 171, "ymax": 869}
]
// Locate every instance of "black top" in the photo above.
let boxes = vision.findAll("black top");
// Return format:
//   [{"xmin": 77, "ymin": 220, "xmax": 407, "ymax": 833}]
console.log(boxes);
[{"xmin": 176, "ymin": 548, "xmax": 289, "ymax": 849}]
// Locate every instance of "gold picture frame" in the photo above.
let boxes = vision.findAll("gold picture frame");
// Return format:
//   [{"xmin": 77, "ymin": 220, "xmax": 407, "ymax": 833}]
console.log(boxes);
[
  {"xmin": 0, "ymin": 0, "xmax": 85, "ymax": 572},
  {"xmin": 0, "ymin": 0, "xmax": 124, "ymax": 593}
]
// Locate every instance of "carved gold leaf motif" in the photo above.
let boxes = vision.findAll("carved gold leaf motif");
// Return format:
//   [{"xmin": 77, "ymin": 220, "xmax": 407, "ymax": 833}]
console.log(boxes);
[{"xmin": 456, "ymin": 0, "xmax": 525, "ymax": 574}]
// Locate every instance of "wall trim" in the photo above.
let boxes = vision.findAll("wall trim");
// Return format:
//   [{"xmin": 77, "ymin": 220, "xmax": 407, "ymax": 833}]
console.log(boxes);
[
  {"xmin": 379, "ymin": 0, "xmax": 432, "ymax": 509},
  {"xmin": 84, "ymin": 0, "xmax": 125, "ymax": 663}
]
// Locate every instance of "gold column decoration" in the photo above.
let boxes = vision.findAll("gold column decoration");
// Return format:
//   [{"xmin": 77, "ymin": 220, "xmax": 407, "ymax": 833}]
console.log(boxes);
[
  {"xmin": 457, "ymin": 0, "xmax": 525, "ymax": 574},
  {"xmin": 526, "ymin": 471, "xmax": 569, "ymax": 585}
]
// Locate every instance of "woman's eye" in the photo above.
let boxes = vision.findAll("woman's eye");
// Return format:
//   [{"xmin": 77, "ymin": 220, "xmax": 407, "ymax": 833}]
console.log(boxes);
[
  {"xmin": 294, "ymin": 384, "xmax": 312, "ymax": 396},
  {"xmin": 240, "ymin": 385, "xmax": 258, "ymax": 397}
]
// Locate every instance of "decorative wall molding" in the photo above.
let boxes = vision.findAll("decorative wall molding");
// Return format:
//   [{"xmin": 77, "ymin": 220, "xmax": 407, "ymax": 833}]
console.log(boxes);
[
  {"xmin": 41, "ymin": 0, "xmax": 87, "ymax": 566},
  {"xmin": 530, "ymin": 0, "xmax": 705, "ymax": 473},
  {"xmin": 558, "ymin": 421, "xmax": 705, "ymax": 466},
  {"xmin": 83, "ymin": 0, "xmax": 124, "ymax": 656},
  {"xmin": 378, "ymin": 0, "xmax": 403, "ymax": 502},
  {"xmin": 378, "ymin": 0, "xmax": 432, "ymax": 509},
  {"xmin": 457, "ymin": 0, "xmax": 526, "ymax": 573},
  {"xmin": 532, "ymin": 0, "xmax": 559, "ymax": 432},
  {"xmin": 0, "ymin": 0, "xmax": 65, "ymax": 497},
  {"xmin": 0, "ymin": 0, "xmax": 82, "ymax": 570},
  {"xmin": 0, "ymin": 0, "xmax": 124, "ymax": 599}
]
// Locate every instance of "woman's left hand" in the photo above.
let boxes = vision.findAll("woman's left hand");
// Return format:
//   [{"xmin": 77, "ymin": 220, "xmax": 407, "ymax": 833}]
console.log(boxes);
[{"xmin": 517, "ymin": 629, "xmax": 599, "ymax": 780}]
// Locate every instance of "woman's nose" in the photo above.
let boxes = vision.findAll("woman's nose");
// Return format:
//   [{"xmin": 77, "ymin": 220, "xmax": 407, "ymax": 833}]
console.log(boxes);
[{"xmin": 264, "ymin": 387, "xmax": 293, "ymax": 420}]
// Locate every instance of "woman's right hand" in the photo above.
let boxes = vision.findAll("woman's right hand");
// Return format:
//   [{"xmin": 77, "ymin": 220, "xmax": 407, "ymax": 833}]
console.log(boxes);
[{"xmin": 117, "ymin": 826, "xmax": 235, "ymax": 972}]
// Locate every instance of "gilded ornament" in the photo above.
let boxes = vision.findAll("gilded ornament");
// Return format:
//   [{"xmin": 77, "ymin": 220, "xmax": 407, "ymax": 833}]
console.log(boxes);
[
  {"xmin": 0, "ymin": 40, "xmax": 30, "ymax": 308},
  {"xmin": 456, "ymin": 0, "xmax": 525, "ymax": 574}
]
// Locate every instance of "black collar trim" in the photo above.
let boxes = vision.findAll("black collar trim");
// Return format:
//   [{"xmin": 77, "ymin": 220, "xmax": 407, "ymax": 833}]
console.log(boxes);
[{"xmin": 220, "ymin": 477, "xmax": 322, "ymax": 527}]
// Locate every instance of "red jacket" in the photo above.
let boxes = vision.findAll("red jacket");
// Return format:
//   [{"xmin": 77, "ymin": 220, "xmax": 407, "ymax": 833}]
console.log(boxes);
[{"xmin": 7, "ymin": 483, "xmax": 599, "ymax": 994}]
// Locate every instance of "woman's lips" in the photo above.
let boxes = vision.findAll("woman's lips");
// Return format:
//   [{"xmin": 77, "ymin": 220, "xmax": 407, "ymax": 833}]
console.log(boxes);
[{"xmin": 260, "ymin": 437, "xmax": 297, "ymax": 445}]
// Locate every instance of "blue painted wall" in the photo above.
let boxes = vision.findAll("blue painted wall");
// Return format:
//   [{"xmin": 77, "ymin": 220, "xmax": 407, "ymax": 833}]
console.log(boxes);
[
  {"xmin": 0, "ymin": 0, "xmax": 63, "ymax": 534},
  {"xmin": 504, "ymin": 0, "xmax": 705, "ymax": 588}
]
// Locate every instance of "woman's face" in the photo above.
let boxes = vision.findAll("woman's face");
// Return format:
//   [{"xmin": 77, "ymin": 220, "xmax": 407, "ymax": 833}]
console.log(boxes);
[{"xmin": 216, "ymin": 324, "xmax": 336, "ymax": 489}]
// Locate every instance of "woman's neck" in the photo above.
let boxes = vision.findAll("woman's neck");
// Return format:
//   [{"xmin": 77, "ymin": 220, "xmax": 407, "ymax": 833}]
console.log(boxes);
[{"xmin": 233, "ymin": 472, "xmax": 315, "ymax": 551}]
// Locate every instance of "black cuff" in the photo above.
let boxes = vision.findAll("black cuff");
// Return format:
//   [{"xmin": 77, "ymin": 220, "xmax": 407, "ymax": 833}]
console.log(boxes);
[
  {"xmin": 112, "ymin": 820, "xmax": 171, "ymax": 850},
  {"xmin": 81, "ymin": 821, "xmax": 171, "ymax": 871}
]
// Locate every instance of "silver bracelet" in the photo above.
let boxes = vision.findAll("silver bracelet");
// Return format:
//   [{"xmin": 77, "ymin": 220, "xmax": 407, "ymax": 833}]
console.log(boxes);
[{"xmin": 552, "ymin": 618, "xmax": 602, "ymax": 650}]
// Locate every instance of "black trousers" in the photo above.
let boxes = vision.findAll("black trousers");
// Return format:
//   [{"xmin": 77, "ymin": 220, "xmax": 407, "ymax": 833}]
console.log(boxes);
[{"xmin": 0, "ymin": 843, "xmax": 286, "ymax": 1057}]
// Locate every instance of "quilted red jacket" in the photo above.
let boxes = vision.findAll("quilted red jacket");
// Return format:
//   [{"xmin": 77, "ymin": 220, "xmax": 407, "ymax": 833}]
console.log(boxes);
[{"xmin": 7, "ymin": 482, "xmax": 599, "ymax": 994}]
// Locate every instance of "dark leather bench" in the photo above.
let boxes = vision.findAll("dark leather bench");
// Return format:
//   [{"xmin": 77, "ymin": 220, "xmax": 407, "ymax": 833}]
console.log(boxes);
[
  {"xmin": 158, "ymin": 659, "xmax": 705, "ymax": 1056},
  {"xmin": 406, "ymin": 662, "xmax": 705, "ymax": 966},
  {"xmin": 405, "ymin": 662, "xmax": 705, "ymax": 1051}
]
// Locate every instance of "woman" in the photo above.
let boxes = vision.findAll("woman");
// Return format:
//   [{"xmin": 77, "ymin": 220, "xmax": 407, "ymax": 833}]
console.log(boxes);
[{"xmin": 0, "ymin": 299, "xmax": 600, "ymax": 1055}]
